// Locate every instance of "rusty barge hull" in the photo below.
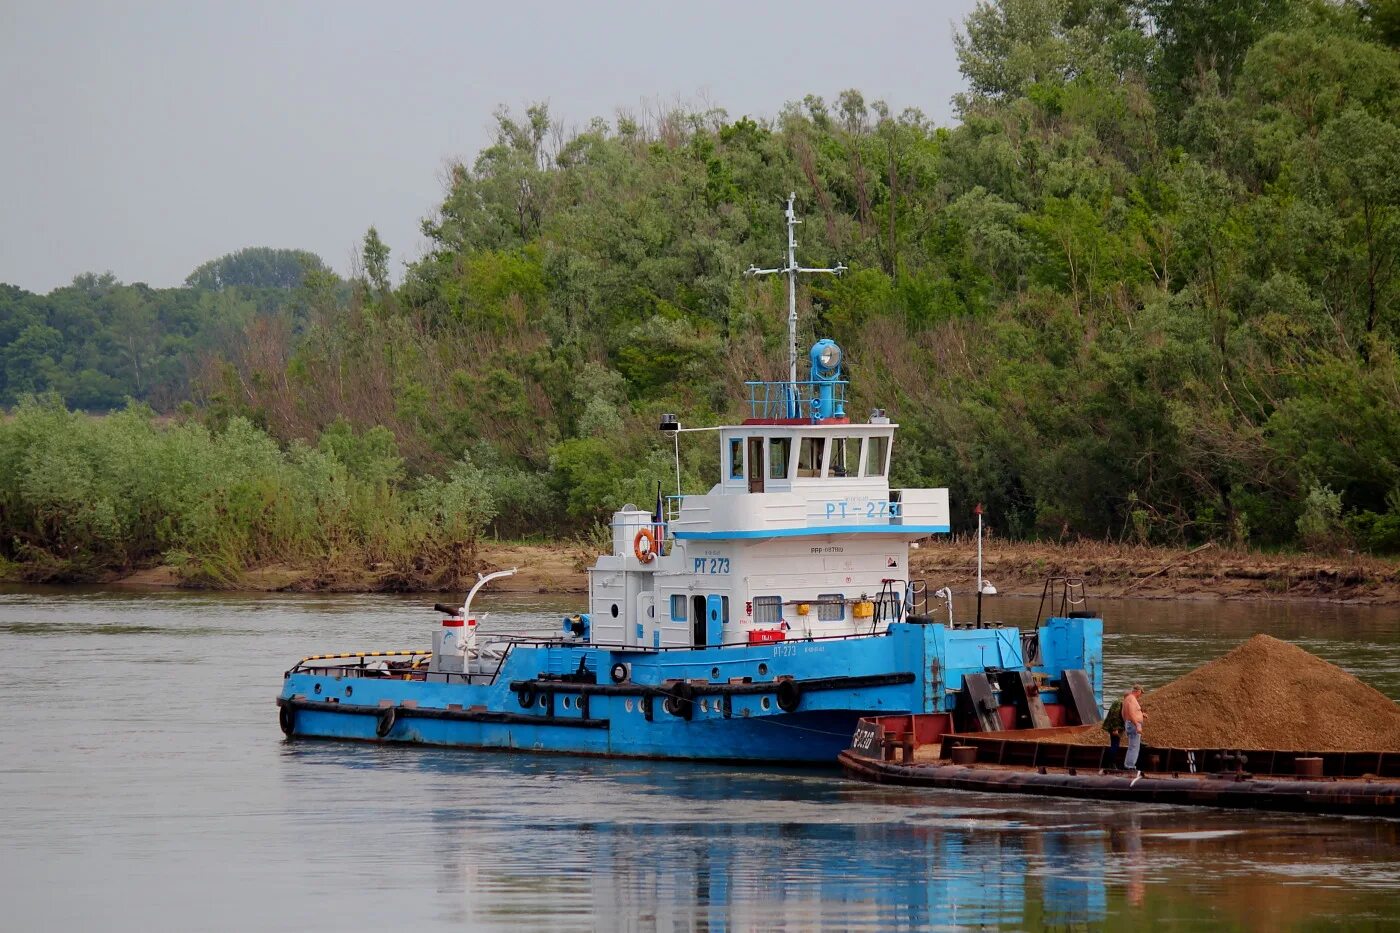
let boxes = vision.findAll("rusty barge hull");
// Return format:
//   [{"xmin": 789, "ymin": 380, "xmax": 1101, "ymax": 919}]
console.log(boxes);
[
  {"xmin": 840, "ymin": 714, "xmax": 1400, "ymax": 818},
  {"xmin": 838, "ymin": 750, "xmax": 1400, "ymax": 817}
]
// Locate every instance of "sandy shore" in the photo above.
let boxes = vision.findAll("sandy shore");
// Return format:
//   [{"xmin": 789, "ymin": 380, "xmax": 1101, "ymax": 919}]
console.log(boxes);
[
  {"xmin": 908, "ymin": 538, "xmax": 1400, "ymax": 605},
  {"xmin": 80, "ymin": 537, "xmax": 1400, "ymax": 604}
]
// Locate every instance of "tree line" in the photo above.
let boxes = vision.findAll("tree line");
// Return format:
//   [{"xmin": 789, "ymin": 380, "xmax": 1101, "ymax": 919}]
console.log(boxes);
[
  {"xmin": 0, "ymin": 248, "xmax": 335, "ymax": 409},
  {"xmin": 3, "ymin": 0, "xmax": 1400, "ymax": 583}
]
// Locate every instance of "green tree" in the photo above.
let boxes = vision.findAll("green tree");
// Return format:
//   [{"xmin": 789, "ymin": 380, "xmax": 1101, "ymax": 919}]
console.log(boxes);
[
  {"xmin": 185, "ymin": 247, "xmax": 331, "ymax": 291},
  {"xmin": 1319, "ymin": 107, "xmax": 1400, "ymax": 344},
  {"xmin": 361, "ymin": 227, "xmax": 391, "ymax": 296}
]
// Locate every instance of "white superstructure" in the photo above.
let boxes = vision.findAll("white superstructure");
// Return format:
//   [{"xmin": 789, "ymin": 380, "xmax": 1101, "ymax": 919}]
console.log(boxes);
[{"xmin": 587, "ymin": 345, "xmax": 949, "ymax": 650}]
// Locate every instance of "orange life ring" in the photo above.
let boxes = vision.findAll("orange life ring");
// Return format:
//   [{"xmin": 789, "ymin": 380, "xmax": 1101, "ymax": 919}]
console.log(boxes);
[{"xmin": 633, "ymin": 527, "xmax": 657, "ymax": 563}]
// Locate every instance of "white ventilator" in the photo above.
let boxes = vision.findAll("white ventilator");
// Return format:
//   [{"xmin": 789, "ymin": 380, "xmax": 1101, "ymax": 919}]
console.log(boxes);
[{"xmin": 435, "ymin": 568, "xmax": 518, "ymax": 666}]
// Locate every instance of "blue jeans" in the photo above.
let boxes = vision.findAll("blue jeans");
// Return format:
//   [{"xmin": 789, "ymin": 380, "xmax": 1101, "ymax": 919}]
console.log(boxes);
[{"xmin": 1124, "ymin": 721, "xmax": 1142, "ymax": 770}]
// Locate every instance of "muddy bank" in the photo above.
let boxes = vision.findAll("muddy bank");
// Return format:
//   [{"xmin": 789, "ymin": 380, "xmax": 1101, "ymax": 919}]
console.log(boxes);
[
  {"xmin": 908, "ymin": 538, "xmax": 1400, "ymax": 605},
  {"xmin": 43, "ymin": 538, "xmax": 1400, "ymax": 604},
  {"xmin": 104, "ymin": 542, "xmax": 595, "ymax": 595}
]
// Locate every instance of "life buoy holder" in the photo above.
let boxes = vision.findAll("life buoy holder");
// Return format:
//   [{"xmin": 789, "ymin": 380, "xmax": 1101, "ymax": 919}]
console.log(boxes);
[
  {"xmin": 376, "ymin": 706, "xmax": 397, "ymax": 738},
  {"xmin": 633, "ymin": 528, "xmax": 657, "ymax": 563},
  {"xmin": 278, "ymin": 704, "xmax": 296, "ymax": 737}
]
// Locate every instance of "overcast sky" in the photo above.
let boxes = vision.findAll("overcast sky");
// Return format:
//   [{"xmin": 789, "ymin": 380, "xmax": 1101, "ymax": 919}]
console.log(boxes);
[{"xmin": 0, "ymin": 0, "xmax": 980, "ymax": 293}]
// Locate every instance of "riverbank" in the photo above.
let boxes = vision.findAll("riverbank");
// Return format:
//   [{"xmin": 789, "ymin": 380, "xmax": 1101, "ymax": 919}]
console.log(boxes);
[
  {"xmin": 908, "ymin": 538, "xmax": 1400, "ymax": 605},
  {"xmin": 65, "ymin": 538, "xmax": 1400, "ymax": 604}
]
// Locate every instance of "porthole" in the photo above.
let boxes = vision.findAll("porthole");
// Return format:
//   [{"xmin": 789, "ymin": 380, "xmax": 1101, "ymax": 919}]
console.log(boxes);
[
  {"xmin": 625, "ymin": 699, "xmax": 634, "ymax": 713},
  {"xmin": 758, "ymin": 663, "xmax": 769, "ymax": 676},
  {"xmin": 562, "ymin": 696, "xmax": 572, "ymax": 710},
  {"xmin": 761, "ymin": 696, "xmax": 772, "ymax": 711},
  {"xmin": 711, "ymin": 667, "xmax": 720, "ymax": 679},
  {"xmin": 648, "ymin": 605, "xmax": 655, "ymax": 618},
  {"xmin": 539, "ymin": 696, "xmax": 548, "ymax": 709},
  {"xmin": 699, "ymin": 699, "xmax": 708, "ymax": 713},
  {"xmin": 345, "ymin": 685, "xmax": 353, "ymax": 697},
  {"xmin": 313, "ymin": 683, "xmax": 322, "ymax": 695},
  {"xmin": 611, "ymin": 604, "xmax": 620, "ymax": 618}
]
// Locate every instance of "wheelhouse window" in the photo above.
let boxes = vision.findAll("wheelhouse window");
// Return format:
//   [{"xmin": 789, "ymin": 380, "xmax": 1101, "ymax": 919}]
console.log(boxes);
[
  {"xmin": 863, "ymin": 435, "xmax": 889, "ymax": 477},
  {"xmin": 768, "ymin": 437, "xmax": 791, "ymax": 479},
  {"xmin": 729, "ymin": 438, "xmax": 744, "ymax": 480},
  {"xmin": 670, "ymin": 594, "xmax": 687, "ymax": 622},
  {"xmin": 753, "ymin": 595, "xmax": 782, "ymax": 626},
  {"xmin": 817, "ymin": 593, "xmax": 845, "ymax": 621},
  {"xmin": 828, "ymin": 437, "xmax": 853, "ymax": 477},
  {"xmin": 797, "ymin": 437, "xmax": 824, "ymax": 477}
]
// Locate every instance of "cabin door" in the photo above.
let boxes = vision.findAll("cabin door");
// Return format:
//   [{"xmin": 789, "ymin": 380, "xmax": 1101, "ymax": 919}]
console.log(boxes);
[
  {"xmin": 706, "ymin": 594, "xmax": 727, "ymax": 646},
  {"xmin": 692, "ymin": 595, "xmax": 707, "ymax": 647},
  {"xmin": 747, "ymin": 438, "xmax": 764, "ymax": 493},
  {"xmin": 635, "ymin": 592, "xmax": 655, "ymax": 649}
]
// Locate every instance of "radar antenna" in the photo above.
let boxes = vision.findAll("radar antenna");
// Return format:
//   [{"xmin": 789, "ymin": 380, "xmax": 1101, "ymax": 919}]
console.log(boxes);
[{"xmin": 745, "ymin": 193, "xmax": 846, "ymax": 393}]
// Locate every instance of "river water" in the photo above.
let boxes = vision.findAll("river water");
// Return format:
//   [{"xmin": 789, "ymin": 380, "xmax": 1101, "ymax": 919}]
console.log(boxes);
[{"xmin": 2, "ymin": 587, "xmax": 1398, "ymax": 931}]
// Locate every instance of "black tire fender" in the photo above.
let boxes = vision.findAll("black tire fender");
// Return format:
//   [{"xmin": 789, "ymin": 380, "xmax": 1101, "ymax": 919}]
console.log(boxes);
[
  {"xmin": 610, "ymin": 662, "xmax": 630, "ymax": 684},
  {"xmin": 776, "ymin": 678, "xmax": 802, "ymax": 713},
  {"xmin": 278, "ymin": 703, "xmax": 296, "ymax": 737},
  {"xmin": 517, "ymin": 685, "xmax": 537, "ymax": 709},
  {"xmin": 663, "ymin": 682, "xmax": 695, "ymax": 720},
  {"xmin": 376, "ymin": 706, "xmax": 397, "ymax": 738}
]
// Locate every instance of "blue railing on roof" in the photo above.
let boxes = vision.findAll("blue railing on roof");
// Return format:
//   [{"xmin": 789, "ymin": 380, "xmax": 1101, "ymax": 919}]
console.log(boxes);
[{"xmin": 744, "ymin": 380, "xmax": 849, "ymax": 421}]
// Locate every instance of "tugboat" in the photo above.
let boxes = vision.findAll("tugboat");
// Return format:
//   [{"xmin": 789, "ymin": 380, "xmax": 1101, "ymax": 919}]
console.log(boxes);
[{"xmin": 275, "ymin": 196, "xmax": 1105, "ymax": 763}]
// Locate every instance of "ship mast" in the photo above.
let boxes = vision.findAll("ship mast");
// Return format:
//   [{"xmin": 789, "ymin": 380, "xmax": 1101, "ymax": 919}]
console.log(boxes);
[{"xmin": 745, "ymin": 193, "xmax": 846, "ymax": 394}]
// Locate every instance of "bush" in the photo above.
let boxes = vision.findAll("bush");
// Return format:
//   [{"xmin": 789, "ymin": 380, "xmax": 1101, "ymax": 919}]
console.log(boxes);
[
  {"xmin": 1345, "ymin": 490, "xmax": 1400, "ymax": 554},
  {"xmin": 0, "ymin": 398, "xmax": 498, "ymax": 586},
  {"xmin": 1296, "ymin": 484, "xmax": 1346, "ymax": 553}
]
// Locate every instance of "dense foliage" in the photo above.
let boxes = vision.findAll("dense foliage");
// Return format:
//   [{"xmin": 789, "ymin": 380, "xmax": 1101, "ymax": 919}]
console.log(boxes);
[
  {"xmin": 5, "ymin": 0, "xmax": 1400, "ymax": 582},
  {"xmin": 0, "ymin": 250, "xmax": 333, "ymax": 409},
  {"xmin": 0, "ymin": 398, "xmax": 494, "ymax": 587}
]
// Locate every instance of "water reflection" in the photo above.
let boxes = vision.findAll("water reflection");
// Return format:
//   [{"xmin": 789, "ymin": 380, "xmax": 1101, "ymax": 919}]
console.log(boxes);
[
  {"xmin": 277, "ymin": 743, "xmax": 1400, "ymax": 931},
  {"xmin": 5, "ymin": 586, "xmax": 1400, "ymax": 931}
]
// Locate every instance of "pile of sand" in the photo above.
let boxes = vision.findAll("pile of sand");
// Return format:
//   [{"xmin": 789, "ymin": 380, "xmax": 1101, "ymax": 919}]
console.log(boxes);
[{"xmin": 1066, "ymin": 634, "xmax": 1400, "ymax": 752}]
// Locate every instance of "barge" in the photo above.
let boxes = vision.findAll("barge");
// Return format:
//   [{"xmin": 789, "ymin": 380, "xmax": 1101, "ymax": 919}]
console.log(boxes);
[{"xmin": 838, "ymin": 716, "xmax": 1400, "ymax": 818}]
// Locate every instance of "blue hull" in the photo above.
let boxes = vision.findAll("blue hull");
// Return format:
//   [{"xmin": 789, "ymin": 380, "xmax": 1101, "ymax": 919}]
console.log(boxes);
[
  {"xmin": 277, "ymin": 618, "xmax": 1102, "ymax": 763},
  {"xmin": 287, "ymin": 703, "xmax": 863, "ymax": 762}
]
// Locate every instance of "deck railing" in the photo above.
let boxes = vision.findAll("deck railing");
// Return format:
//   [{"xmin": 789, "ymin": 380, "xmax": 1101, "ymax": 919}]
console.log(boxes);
[{"xmin": 744, "ymin": 380, "xmax": 848, "ymax": 421}]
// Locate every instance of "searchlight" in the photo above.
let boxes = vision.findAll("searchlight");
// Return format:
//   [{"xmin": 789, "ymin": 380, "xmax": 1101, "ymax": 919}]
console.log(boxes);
[{"xmin": 809, "ymin": 339, "xmax": 844, "ymax": 419}]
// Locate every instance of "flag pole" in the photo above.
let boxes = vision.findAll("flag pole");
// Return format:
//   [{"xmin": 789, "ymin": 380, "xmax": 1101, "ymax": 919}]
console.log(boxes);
[{"xmin": 975, "ymin": 503, "xmax": 984, "ymax": 629}]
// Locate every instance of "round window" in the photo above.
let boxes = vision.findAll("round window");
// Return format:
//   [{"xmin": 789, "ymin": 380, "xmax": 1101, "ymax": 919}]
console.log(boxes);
[{"xmin": 610, "ymin": 604, "xmax": 620, "ymax": 618}]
